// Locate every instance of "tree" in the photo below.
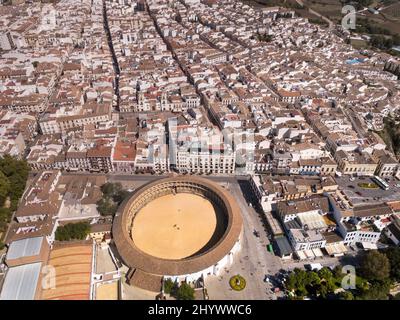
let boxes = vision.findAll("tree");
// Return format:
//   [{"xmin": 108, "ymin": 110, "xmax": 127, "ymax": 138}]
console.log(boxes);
[
  {"xmin": 0, "ymin": 156, "xmax": 30, "ymax": 234},
  {"xmin": 176, "ymin": 283, "xmax": 195, "ymax": 300},
  {"xmin": 286, "ymin": 268, "xmax": 310, "ymax": 298},
  {"xmin": 357, "ymin": 279, "xmax": 391, "ymax": 300},
  {"xmin": 0, "ymin": 171, "xmax": 10, "ymax": 207},
  {"xmin": 338, "ymin": 291, "xmax": 354, "ymax": 300},
  {"xmin": 163, "ymin": 279, "xmax": 176, "ymax": 295},
  {"xmin": 332, "ymin": 265, "xmax": 344, "ymax": 284},
  {"xmin": 0, "ymin": 220, "xmax": 7, "ymax": 233},
  {"xmin": 318, "ymin": 267, "xmax": 333, "ymax": 281},
  {"xmin": 55, "ymin": 222, "xmax": 90, "ymax": 241},
  {"xmin": 256, "ymin": 33, "xmax": 273, "ymax": 43},
  {"xmin": 305, "ymin": 271, "xmax": 321, "ymax": 296},
  {"xmin": 96, "ymin": 198, "xmax": 118, "ymax": 216},
  {"xmin": 0, "ymin": 208, "xmax": 11, "ymax": 224},
  {"xmin": 97, "ymin": 183, "xmax": 130, "ymax": 216},
  {"xmin": 356, "ymin": 275, "xmax": 369, "ymax": 292},
  {"xmin": 384, "ymin": 247, "xmax": 400, "ymax": 282},
  {"xmin": 360, "ymin": 250, "xmax": 390, "ymax": 281},
  {"xmin": 315, "ymin": 268, "xmax": 337, "ymax": 298},
  {"xmin": 393, "ymin": 34, "xmax": 400, "ymax": 46},
  {"xmin": 101, "ymin": 182, "xmax": 122, "ymax": 198},
  {"xmin": 113, "ymin": 190, "xmax": 131, "ymax": 204}
]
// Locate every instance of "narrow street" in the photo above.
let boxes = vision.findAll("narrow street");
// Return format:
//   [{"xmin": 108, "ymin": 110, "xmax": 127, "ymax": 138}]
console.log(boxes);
[{"xmin": 102, "ymin": 0, "xmax": 120, "ymax": 111}]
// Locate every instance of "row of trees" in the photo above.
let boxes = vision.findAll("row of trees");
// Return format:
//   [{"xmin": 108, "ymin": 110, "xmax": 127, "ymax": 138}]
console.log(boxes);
[
  {"xmin": 370, "ymin": 34, "xmax": 400, "ymax": 51},
  {"xmin": 342, "ymin": 0, "xmax": 373, "ymax": 11},
  {"xmin": 0, "ymin": 155, "xmax": 30, "ymax": 249},
  {"xmin": 356, "ymin": 18, "xmax": 392, "ymax": 36},
  {"xmin": 352, "ymin": 18, "xmax": 400, "ymax": 52},
  {"xmin": 286, "ymin": 248, "xmax": 400, "ymax": 300},
  {"xmin": 55, "ymin": 222, "xmax": 90, "ymax": 241},
  {"xmin": 164, "ymin": 279, "xmax": 195, "ymax": 300},
  {"xmin": 382, "ymin": 117, "xmax": 400, "ymax": 155},
  {"xmin": 286, "ymin": 266, "xmax": 346, "ymax": 299},
  {"xmin": 96, "ymin": 183, "xmax": 131, "ymax": 216},
  {"xmin": 355, "ymin": 248, "xmax": 400, "ymax": 300},
  {"xmin": 256, "ymin": 33, "xmax": 274, "ymax": 43},
  {"xmin": 55, "ymin": 183, "xmax": 131, "ymax": 242}
]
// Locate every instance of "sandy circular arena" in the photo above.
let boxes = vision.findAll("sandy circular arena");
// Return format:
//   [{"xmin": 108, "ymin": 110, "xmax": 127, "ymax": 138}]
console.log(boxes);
[
  {"xmin": 131, "ymin": 193, "xmax": 218, "ymax": 260},
  {"xmin": 113, "ymin": 176, "xmax": 243, "ymax": 291}
]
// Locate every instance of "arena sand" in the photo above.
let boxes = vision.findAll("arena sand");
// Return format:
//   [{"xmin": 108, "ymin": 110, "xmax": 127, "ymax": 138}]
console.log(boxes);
[{"xmin": 131, "ymin": 193, "xmax": 217, "ymax": 260}]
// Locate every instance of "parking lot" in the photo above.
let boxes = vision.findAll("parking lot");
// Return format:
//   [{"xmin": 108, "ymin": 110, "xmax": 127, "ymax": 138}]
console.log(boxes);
[{"xmin": 335, "ymin": 176, "xmax": 400, "ymax": 205}]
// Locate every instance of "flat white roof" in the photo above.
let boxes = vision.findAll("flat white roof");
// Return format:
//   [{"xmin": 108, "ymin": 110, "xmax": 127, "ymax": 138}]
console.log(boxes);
[
  {"xmin": 0, "ymin": 262, "xmax": 42, "ymax": 300},
  {"xmin": 361, "ymin": 242, "xmax": 378, "ymax": 250},
  {"xmin": 6, "ymin": 237, "xmax": 43, "ymax": 260}
]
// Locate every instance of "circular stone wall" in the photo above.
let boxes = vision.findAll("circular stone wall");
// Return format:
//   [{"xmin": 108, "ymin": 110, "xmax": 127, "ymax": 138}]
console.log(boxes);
[{"xmin": 112, "ymin": 176, "xmax": 243, "ymax": 279}]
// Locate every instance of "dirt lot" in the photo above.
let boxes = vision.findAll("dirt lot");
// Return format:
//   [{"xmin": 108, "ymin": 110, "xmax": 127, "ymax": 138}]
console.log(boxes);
[{"xmin": 96, "ymin": 281, "xmax": 119, "ymax": 300}]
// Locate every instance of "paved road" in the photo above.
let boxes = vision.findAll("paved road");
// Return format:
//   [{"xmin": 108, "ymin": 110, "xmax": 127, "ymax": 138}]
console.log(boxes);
[
  {"xmin": 61, "ymin": 171, "xmax": 249, "ymax": 190},
  {"xmin": 204, "ymin": 181, "xmax": 283, "ymax": 300}
]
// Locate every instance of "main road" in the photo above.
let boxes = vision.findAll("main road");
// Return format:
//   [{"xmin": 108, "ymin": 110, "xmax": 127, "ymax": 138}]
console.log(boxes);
[
  {"xmin": 62, "ymin": 171, "xmax": 245, "ymax": 186},
  {"xmin": 204, "ymin": 179, "xmax": 284, "ymax": 299}
]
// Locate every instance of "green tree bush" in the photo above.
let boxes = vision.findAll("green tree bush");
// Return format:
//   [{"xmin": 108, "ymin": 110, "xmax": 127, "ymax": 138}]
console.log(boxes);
[
  {"xmin": 96, "ymin": 183, "xmax": 130, "ymax": 216},
  {"xmin": 357, "ymin": 279, "xmax": 391, "ymax": 300},
  {"xmin": 164, "ymin": 279, "xmax": 176, "ymax": 295},
  {"xmin": 55, "ymin": 222, "xmax": 90, "ymax": 241},
  {"xmin": 176, "ymin": 283, "xmax": 195, "ymax": 300},
  {"xmin": 360, "ymin": 250, "xmax": 390, "ymax": 281},
  {"xmin": 0, "ymin": 156, "xmax": 30, "ymax": 243},
  {"xmin": 383, "ymin": 247, "xmax": 400, "ymax": 282}
]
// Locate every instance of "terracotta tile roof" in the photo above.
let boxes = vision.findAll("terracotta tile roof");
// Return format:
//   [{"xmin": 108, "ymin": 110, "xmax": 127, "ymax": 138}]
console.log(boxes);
[{"xmin": 113, "ymin": 139, "xmax": 136, "ymax": 161}]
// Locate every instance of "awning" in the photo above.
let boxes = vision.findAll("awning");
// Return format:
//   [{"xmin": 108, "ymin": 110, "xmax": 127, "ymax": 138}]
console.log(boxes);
[
  {"xmin": 304, "ymin": 249, "xmax": 315, "ymax": 259},
  {"xmin": 312, "ymin": 248, "xmax": 324, "ymax": 258},
  {"xmin": 360, "ymin": 242, "xmax": 378, "ymax": 250},
  {"xmin": 296, "ymin": 250, "xmax": 307, "ymax": 260},
  {"xmin": 325, "ymin": 243, "xmax": 348, "ymax": 256}
]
